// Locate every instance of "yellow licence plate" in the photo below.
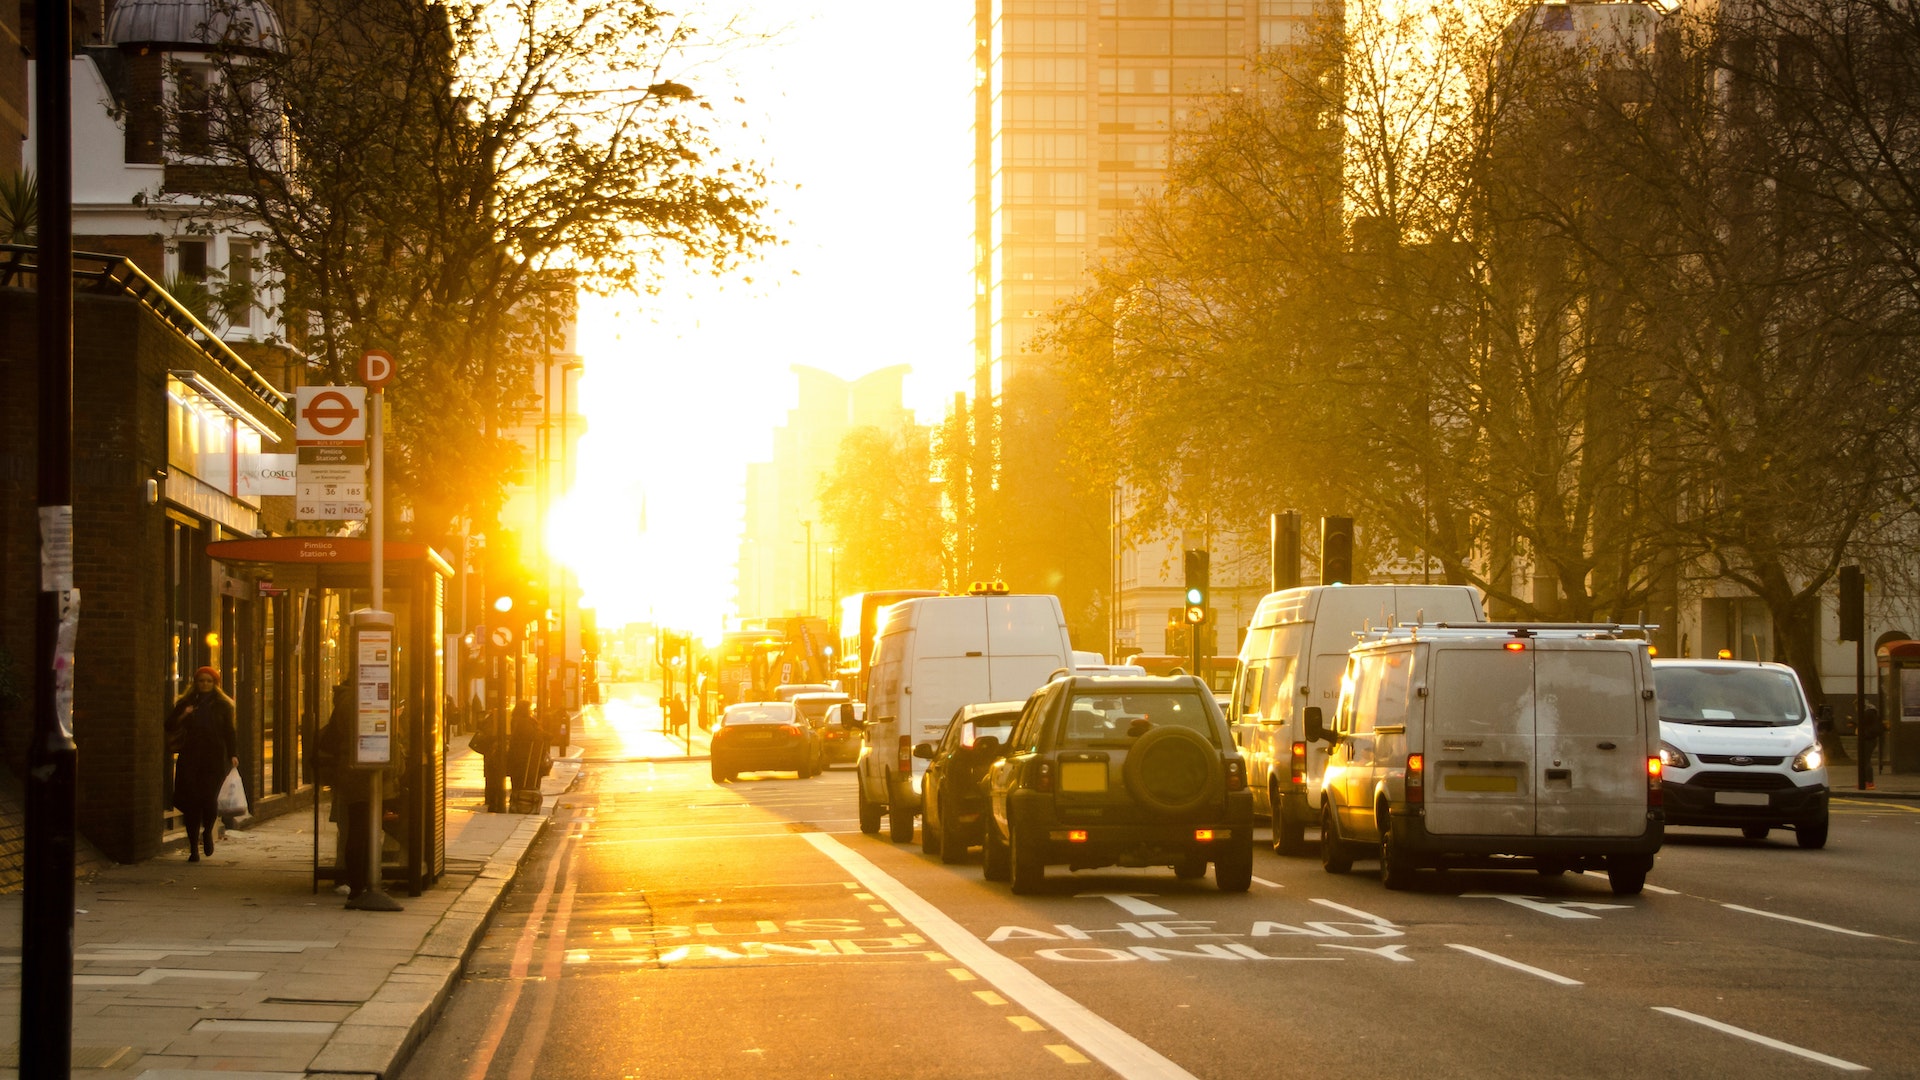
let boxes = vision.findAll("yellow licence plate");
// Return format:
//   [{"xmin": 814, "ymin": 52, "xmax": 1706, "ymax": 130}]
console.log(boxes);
[
  {"xmin": 1444, "ymin": 774, "xmax": 1518, "ymax": 793},
  {"xmin": 1060, "ymin": 762, "xmax": 1108, "ymax": 793}
]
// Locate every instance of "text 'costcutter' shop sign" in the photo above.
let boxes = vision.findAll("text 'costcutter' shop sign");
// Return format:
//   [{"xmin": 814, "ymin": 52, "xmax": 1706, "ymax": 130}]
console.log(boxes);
[{"xmin": 295, "ymin": 386, "xmax": 368, "ymax": 520}]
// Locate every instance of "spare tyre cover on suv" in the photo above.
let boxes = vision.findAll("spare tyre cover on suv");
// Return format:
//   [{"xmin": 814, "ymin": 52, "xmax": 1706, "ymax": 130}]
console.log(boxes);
[{"xmin": 1122, "ymin": 725, "xmax": 1223, "ymax": 816}]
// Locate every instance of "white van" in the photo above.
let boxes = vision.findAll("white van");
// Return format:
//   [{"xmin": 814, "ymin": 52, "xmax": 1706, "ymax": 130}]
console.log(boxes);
[
  {"xmin": 1230, "ymin": 584, "xmax": 1484, "ymax": 853},
  {"xmin": 1317, "ymin": 624, "xmax": 1664, "ymax": 894},
  {"xmin": 1651, "ymin": 659, "xmax": 1829, "ymax": 848},
  {"xmin": 856, "ymin": 589, "xmax": 1073, "ymax": 842}
]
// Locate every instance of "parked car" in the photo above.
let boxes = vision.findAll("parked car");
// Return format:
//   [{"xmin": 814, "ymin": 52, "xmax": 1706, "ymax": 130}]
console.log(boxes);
[
  {"xmin": 710, "ymin": 702, "xmax": 820, "ymax": 783},
  {"xmin": 983, "ymin": 675, "xmax": 1254, "ymax": 894},
  {"xmin": 916, "ymin": 700, "xmax": 1025, "ymax": 864},
  {"xmin": 1317, "ymin": 624, "xmax": 1663, "ymax": 895},
  {"xmin": 858, "ymin": 588, "xmax": 1072, "ymax": 842},
  {"xmin": 1652, "ymin": 659, "xmax": 1829, "ymax": 848},
  {"xmin": 792, "ymin": 691, "xmax": 857, "ymax": 767},
  {"xmin": 774, "ymin": 682, "xmax": 836, "ymax": 702}
]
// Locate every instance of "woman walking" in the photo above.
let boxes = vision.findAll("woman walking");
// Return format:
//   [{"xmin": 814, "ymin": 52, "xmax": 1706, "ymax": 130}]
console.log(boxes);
[{"xmin": 166, "ymin": 666, "xmax": 238, "ymax": 861}]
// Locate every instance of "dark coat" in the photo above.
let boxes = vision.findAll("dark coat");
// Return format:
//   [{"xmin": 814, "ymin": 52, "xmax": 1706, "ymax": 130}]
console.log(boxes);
[{"xmin": 167, "ymin": 688, "xmax": 237, "ymax": 814}]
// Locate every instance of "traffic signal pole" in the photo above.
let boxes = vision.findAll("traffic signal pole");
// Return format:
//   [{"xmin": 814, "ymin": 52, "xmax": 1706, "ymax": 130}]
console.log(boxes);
[{"xmin": 24, "ymin": 2, "xmax": 78, "ymax": 1069}]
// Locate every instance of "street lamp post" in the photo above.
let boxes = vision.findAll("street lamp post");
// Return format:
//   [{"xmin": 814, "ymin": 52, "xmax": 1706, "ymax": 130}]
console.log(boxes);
[{"xmin": 803, "ymin": 520, "xmax": 814, "ymax": 619}]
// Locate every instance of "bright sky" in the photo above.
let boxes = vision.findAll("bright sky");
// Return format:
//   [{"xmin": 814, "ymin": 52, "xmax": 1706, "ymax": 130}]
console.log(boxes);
[{"xmin": 550, "ymin": 2, "xmax": 975, "ymax": 635}]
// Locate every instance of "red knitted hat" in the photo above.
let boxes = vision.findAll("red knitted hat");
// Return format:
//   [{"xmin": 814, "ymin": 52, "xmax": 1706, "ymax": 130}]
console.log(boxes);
[{"xmin": 194, "ymin": 666, "xmax": 221, "ymax": 683}]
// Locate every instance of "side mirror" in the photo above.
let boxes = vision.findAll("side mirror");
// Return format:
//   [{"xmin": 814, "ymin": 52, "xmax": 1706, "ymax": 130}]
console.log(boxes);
[
  {"xmin": 1305, "ymin": 706, "xmax": 1327, "ymax": 743},
  {"xmin": 913, "ymin": 741, "xmax": 937, "ymax": 760}
]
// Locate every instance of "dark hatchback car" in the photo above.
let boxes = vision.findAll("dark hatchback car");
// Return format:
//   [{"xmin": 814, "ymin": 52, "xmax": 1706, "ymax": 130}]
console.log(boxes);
[
  {"xmin": 984, "ymin": 676, "xmax": 1253, "ymax": 894},
  {"xmin": 793, "ymin": 692, "xmax": 859, "ymax": 767},
  {"xmin": 711, "ymin": 702, "xmax": 819, "ymax": 783},
  {"xmin": 916, "ymin": 700, "xmax": 1025, "ymax": 864}
]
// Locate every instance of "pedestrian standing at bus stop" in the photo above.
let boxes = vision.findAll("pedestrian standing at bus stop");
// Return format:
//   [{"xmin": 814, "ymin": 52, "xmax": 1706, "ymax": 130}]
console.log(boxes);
[{"xmin": 1857, "ymin": 703, "xmax": 1885, "ymax": 791}]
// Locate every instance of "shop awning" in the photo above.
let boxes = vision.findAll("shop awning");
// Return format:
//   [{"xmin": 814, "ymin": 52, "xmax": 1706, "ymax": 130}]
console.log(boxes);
[{"xmin": 207, "ymin": 536, "xmax": 454, "ymax": 577}]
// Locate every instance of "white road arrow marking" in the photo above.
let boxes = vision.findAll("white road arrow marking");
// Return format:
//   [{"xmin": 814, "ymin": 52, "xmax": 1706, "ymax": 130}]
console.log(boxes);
[{"xmin": 1077, "ymin": 893, "xmax": 1180, "ymax": 917}]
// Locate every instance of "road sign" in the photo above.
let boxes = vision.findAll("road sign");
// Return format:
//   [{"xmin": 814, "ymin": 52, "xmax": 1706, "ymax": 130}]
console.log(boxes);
[
  {"xmin": 295, "ymin": 386, "xmax": 366, "ymax": 443},
  {"xmin": 296, "ymin": 386, "xmax": 369, "ymax": 520},
  {"xmin": 491, "ymin": 625, "xmax": 515, "ymax": 649},
  {"xmin": 359, "ymin": 349, "xmax": 395, "ymax": 390}
]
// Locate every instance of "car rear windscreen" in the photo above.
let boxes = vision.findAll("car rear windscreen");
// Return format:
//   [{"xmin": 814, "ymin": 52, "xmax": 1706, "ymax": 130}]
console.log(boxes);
[
  {"xmin": 1060, "ymin": 692, "xmax": 1219, "ymax": 748},
  {"xmin": 724, "ymin": 705, "xmax": 795, "ymax": 726}
]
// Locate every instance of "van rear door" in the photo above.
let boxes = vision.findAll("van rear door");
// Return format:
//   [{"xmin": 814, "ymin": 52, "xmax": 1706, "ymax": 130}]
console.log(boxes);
[
  {"xmin": 1425, "ymin": 646, "xmax": 1536, "ymax": 836},
  {"xmin": 1533, "ymin": 643, "xmax": 1648, "ymax": 838}
]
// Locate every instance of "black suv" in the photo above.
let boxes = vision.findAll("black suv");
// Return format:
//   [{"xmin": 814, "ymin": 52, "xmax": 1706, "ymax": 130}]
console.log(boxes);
[{"xmin": 983, "ymin": 675, "xmax": 1254, "ymax": 893}]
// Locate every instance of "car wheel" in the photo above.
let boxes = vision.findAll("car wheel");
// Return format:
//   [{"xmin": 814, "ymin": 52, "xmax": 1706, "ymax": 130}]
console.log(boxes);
[
  {"xmin": 1606, "ymin": 854, "xmax": 1650, "ymax": 896},
  {"xmin": 1174, "ymin": 853, "xmax": 1208, "ymax": 880},
  {"xmin": 938, "ymin": 792, "xmax": 966, "ymax": 865},
  {"xmin": 1320, "ymin": 803, "xmax": 1353, "ymax": 875},
  {"xmin": 1380, "ymin": 817, "xmax": 1416, "ymax": 891},
  {"xmin": 1009, "ymin": 822, "xmax": 1046, "ymax": 895},
  {"xmin": 1214, "ymin": 835, "xmax": 1253, "ymax": 893},
  {"xmin": 888, "ymin": 779, "xmax": 916, "ymax": 844},
  {"xmin": 982, "ymin": 818, "xmax": 1011, "ymax": 883},
  {"xmin": 857, "ymin": 776, "xmax": 882, "ymax": 835},
  {"xmin": 1796, "ymin": 814, "xmax": 1830, "ymax": 850},
  {"xmin": 1741, "ymin": 825, "xmax": 1770, "ymax": 840},
  {"xmin": 710, "ymin": 760, "xmax": 728, "ymax": 785},
  {"xmin": 921, "ymin": 790, "xmax": 942, "ymax": 856}
]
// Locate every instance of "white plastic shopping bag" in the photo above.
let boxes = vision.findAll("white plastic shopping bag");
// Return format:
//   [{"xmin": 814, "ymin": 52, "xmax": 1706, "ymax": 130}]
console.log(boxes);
[{"xmin": 217, "ymin": 767, "xmax": 248, "ymax": 817}]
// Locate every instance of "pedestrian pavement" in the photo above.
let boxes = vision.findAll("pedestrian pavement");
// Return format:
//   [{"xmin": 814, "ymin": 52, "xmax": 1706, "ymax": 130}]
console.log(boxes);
[{"xmin": 0, "ymin": 729, "xmax": 618, "ymax": 1080}]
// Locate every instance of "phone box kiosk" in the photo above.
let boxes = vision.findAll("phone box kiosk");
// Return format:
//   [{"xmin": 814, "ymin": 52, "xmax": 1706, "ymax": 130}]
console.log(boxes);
[
  {"xmin": 1879, "ymin": 639, "xmax": 1920, "ymax": 774},
  {"xmin": 205, "ymin": 536, "xmax": 451, "ymax": 895}
]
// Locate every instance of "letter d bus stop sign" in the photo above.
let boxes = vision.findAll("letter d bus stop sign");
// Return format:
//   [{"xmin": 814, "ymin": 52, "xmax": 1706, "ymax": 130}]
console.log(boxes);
[{"xmin": 360, "ymin": 349, "xmax": 395, "ymax": 390}]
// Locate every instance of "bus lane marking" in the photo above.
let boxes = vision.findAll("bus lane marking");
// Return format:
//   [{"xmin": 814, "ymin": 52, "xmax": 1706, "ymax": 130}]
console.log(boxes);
[
  {"xmin": 1720, "ymin": 904, "xmax": 1881, "ymax": 939},
  {"xmin": 803, "ymin": 833, "xmax": 1204, "ymax": 1080},
  {"xmin": 1653, "ymin": 1007, "xmax": 1868, "ymax": 1072},
  {"xmin": 1077, "ymin": 893, "xmax": 1180, "ymax": 916},
  {"xmin": 1447, "ymin": 944, "xmax": 1583, "ymax": 986},
  {"xmin": 1465, "ymin": 894, "xmax": 1631, "ymax": 919}
]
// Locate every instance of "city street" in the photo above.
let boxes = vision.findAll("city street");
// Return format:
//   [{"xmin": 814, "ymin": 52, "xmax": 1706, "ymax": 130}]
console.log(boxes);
[{"xmin": 402, "ymin": 687, "xmax": 1920, "ymax": 1080}]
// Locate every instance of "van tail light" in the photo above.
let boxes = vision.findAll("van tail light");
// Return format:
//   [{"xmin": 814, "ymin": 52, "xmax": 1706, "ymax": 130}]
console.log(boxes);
[
  {"xmin": 1647, "ymin": 756, "xmax": 1663, "ymax": 806},
  {"xmin": 1035, "ymin": 760, "xmax": 1055, "ymax": 793},
  {"xmin": 1225, "ymin": 758, "xmax": 1247, "ymax": 792},
  {"xmin": 897, "ymin": 736, "xmax": 913, "ymax": 773},
  {"xmin": 1406, "ymin": 753, "xmax": 1424, "ymax": 806},
  {"xmin": 1290, "ymin": 741, "xmax": 1307, "ymax": 786}
]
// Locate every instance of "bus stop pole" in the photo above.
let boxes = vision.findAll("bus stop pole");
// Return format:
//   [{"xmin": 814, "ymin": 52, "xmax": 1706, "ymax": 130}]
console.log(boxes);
[{"xmin": 351, "ymin": 370, "xmax": 403, "ymax": 911}]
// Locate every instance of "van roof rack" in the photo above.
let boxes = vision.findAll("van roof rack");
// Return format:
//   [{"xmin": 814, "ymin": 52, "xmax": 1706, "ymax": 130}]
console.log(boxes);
[{"xmin": 1357, "ymin": 621, "xmax": 1659, "ymax": 642}]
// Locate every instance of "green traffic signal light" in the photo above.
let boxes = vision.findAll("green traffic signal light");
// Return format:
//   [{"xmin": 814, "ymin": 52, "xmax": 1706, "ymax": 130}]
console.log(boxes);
[{"xmin": 1185, "ymin": 586, "xmax": 1203, "ymax": 605}]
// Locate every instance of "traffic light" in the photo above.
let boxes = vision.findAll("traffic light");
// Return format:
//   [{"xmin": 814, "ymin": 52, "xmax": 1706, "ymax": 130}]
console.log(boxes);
[
  {"xmin": 1184, "ymin": 549, "xmax": 1210, "ymax": 624},
  {"xmin": 1321, "ymin": 516, "xmax": 1354, "ymax": 585},
  {"xmin": 1838, "ymin": 565, "xmax": 1864, "ymax": 642}
]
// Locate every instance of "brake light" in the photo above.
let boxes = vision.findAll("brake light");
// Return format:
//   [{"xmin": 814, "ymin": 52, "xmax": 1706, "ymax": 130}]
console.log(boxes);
[
  {"xmin": 781, "ymin": 724, "xmax": 802, "ymax": 738},
  {"xmin": 1194, "ymin": 829, "xmax": 1215, "ymax": 841},
  {"xmin": 1406, "ymin": 753, "xmax": 1424, "ymax": 806},
  {"xmin": 897, "ymin": 736, "xmax": 912, "ymax": 773},
  {"xmin": 1035, "ymin": 760, "xmax": 1055, "ymax": 793},
  {"xmin": 1068, "ymin": 829, "xmax": 1087, "ymax": 843},
  {"xmin": 1504, "ymin": 641, "xmax": 1526, "ymax": 652},
  {"xmin": 1647, "ymin": 756, "xmax": 1663, "ymax": 806},
  {"xmin": 1290, "ymin": 741, "xmax": 1307, "ymax": 785},
  {"xmin": 1225, "ymin": 758, "xmax": 1247, "ymax": 792}
]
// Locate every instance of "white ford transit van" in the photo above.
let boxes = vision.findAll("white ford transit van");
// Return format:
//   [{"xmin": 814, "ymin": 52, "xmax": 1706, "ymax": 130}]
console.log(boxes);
[
  {"xmin": 856, "ymin": 589, "xmax": 1073, "ymax": 843},
  {"xmin": 1317, "ymin": 624, "xmax": 1663, "ymax": 894},
  {"xmin": 1651, "ymin": 659, "xmax": 1829, "ymax": 848},
  {"xmin": 1230, "ymin": 584, "xmax": 1484, "ymax": 853}
]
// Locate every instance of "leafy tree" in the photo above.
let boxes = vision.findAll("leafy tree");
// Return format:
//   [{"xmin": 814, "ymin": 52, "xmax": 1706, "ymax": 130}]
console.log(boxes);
[
  {"xmin": 180, "ymin": 0, "xmax": 771, "ymax": 543},
  {"xmin": 817, "ymin": 427, "xmax": 946, "ymax": 597}
]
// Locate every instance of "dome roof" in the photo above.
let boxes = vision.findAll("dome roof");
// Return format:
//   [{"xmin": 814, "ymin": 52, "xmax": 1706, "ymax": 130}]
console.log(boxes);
[{"xmin": 107, "ymin": 0, "xmax": 285, "ymax": 52}]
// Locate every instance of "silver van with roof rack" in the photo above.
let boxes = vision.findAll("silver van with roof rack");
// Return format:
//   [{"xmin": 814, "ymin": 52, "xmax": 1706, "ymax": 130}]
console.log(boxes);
[{"xmin": 1317, "ymin": 623, "xmax": 1664, "ymax": 894}]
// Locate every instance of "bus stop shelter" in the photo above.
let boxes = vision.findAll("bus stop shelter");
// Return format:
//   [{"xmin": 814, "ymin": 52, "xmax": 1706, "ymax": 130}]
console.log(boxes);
[
  {"xmin": 1879, "ymin": 639, "xmax": 1920, "ymax": 774},
  {"xmin": 206, "ymin": 536, "xmax": 451, "ymax": 895}
]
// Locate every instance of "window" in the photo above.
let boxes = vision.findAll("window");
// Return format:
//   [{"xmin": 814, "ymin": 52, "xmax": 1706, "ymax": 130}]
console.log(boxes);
[
  {"xmin": 176, "ymin": 63, "xmax": 213, "ymax": 156},
  {"xmin": 179, "ymin": 240, "xmax": 209, "ymax": 281},
  {"xmin": 224, "ymin": 241, "xmax": 255, "ymax": 329}
]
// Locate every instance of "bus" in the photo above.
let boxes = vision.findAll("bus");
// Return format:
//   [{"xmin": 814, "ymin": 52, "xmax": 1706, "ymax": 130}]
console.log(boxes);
[
  {"xmin": 836, "ymin": 589, "xmax": 941, "ymax": 701},
  {"xmin": 715, "ymin": 628, "xmax": 787, "ymax": 705}
]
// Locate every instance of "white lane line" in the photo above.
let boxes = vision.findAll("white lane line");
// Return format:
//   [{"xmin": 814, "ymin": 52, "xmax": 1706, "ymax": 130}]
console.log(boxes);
[
  {"xmin": 1446, "ymin": 944, "xmax": 1583, "ymax": 986},
  {"xmin": 1643, "ymin": 884, "xmax": 1680, "ymax": 895},
  {"xmin": 1721, "ymin": 904, "xmax": 1880, "ymax": 939},
  {"xmin": 1653, "ymin": 1007, "xmax": 1868, "ymax": 1072},
  {"xmin": 803, "ymin": 833, "xmax": 1200, "ymax": 1080},
  {"xmin": 1077, "ymin": 892, "xmax": 1180, "ymax": 916},
  {"xmin": 1250, "ymin": 876, "xmax": 1284, "ymax": 889},
  {"xmin": 1311, "ymin": 898, "xmax": 1398, "ymax": 926}
]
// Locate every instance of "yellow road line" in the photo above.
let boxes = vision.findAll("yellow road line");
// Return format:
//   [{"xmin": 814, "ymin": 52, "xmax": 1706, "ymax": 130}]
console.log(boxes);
[
  {"xmin": 1047, "ymin": 1045, "xmax": 1090, "ymax": 1064},
  {"xmin": 1009, "ymin": 1016, "xmax": 1045, "ymax": 1033},
  {"xmin": 974, "ymin": 990, "xmax": 1008, "ymax": 1006}
]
